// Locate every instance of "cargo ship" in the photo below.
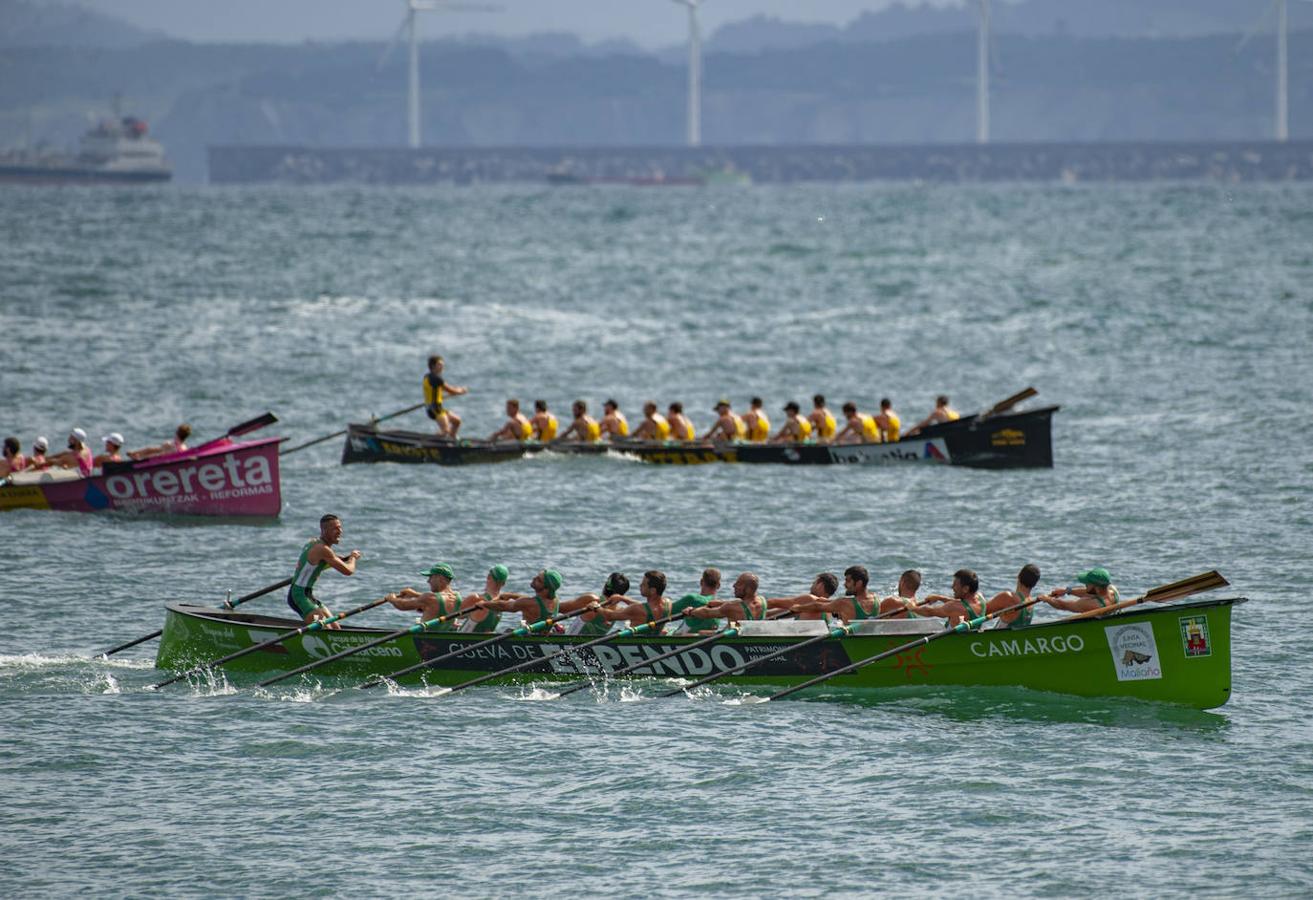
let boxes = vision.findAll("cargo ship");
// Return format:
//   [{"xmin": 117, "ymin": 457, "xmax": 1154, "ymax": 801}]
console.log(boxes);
[{"xmin": 0, "ymin": 114, "xmax": 172, "ymax": 184}]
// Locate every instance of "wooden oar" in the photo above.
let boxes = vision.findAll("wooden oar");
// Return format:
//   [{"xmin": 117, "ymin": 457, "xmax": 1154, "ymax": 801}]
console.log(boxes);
[
  {"xmin": 657, "ymin": 622, "xmax": 851, "ymax": 698},
  {"xmin": 760, "ymin": 572, "xmax": 1225, "ymax": 703},
  {"xmin": 151, "ymin": 595, "xmax": 392, "ymax": 690},
  {"xmin": 257, "ymin": 601, "xmax": 481, "ymax": 688},
  {"xmin": 1053, "ymin": 570, "xmax": 1228, "ymax": 623},
  {"xmin": 356, "ymin": 604, "xmax": 608, "ymax": 690},
  {"xmin": 280, "ymin": 402, "xmax": 424, "ymax": 456},
  {"xmin": 550, "ymin": 623, "xmax": 740, "ymax": 699},
  {"xmin": 977, "ymin": 387, "xmax": 1039, "ymax": 421},
  {"xmin": 96, "ymin": 576, "xmax": 293, "ymax": 659}
]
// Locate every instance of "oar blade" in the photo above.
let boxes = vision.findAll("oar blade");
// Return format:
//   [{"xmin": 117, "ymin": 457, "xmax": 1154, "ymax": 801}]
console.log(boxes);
[
  {"xmin": 227, "ymin": 411, "xmax": 279, "ymax": 438},
  {"xmin": 1142, "ymin": 570, "xmax": 1228, "ymax": 603},
  {"xmin": 982, "ymin": 386, "xmax": 1039, "ymax": 419}
]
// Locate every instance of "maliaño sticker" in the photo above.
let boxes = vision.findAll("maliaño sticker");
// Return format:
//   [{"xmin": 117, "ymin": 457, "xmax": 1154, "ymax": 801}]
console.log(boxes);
[
  {"xmin": 1179, "ymin": 615, "xmax": 1212, "ymax": 658},
  {"xmin": 1104, "ymin": 622, "xmax": 1162, "ymax": 681}
]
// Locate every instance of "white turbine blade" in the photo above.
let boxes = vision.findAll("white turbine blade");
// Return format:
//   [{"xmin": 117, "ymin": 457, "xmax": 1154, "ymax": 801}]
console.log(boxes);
[
  {"xmin": 439, "ymin": 2, "xmax": 503, "ymax": 11},
  {"xmin": 377, "ymin": 16, "xmax": 408, "ymax": 70},
  {"xmin": 1236, "ymin": 0, "xmax": 1281, "ymax": 53}
]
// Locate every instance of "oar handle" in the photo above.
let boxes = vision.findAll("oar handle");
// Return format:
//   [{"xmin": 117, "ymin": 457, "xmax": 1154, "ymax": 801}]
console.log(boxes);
[{"xmin": 281, "ymin": 402, "xmax": 424, "ymax": 456}]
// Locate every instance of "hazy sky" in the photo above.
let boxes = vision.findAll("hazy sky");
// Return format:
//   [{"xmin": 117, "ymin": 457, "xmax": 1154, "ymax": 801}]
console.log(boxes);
[{"xmin": 75, "ymin": 0, "xmax": 962, "ymax": 48}]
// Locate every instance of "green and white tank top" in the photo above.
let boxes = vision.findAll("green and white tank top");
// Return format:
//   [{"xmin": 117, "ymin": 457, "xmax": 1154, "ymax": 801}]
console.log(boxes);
[{"xmin": 289, "ymin": 540, "xmax": 328, "ymax": 603}]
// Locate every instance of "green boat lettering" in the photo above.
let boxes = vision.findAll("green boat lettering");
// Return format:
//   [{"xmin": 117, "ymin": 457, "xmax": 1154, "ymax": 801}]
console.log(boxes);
[{"xmin": 970, "ymin": 634, "xmax": 1085, "ymax": 658}]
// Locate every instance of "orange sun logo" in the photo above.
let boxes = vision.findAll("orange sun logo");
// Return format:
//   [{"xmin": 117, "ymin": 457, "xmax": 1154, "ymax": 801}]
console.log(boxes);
[{"xmin": 890, "ymin": 647, "xmax": 932, "ymax": 679}]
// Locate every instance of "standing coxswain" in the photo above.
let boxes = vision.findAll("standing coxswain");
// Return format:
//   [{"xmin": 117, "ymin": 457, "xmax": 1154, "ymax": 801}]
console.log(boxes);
[
  {"xmin": 423, "ymin": 355, "xmax": 468, "ymax": 438},
  {"xmin": 386, "ymin": 562, "xmax": 463, "ymax": 630},
  {"xmin": 489, "ymin": 399, "xmax": 533, "ymax": 442},
  {"xmin": 287, "ymin": 513, "xmax": 362, "ymax": 627}
]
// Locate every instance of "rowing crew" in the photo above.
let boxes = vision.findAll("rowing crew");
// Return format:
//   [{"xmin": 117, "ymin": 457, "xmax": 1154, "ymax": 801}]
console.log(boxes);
[
  {"xmin": 285, "ymin": 517, "xmax": 1121, "ymax": 636},
  {"xmin": 1, "ymin": 424, "xmax": 191, "ymax": 480}
]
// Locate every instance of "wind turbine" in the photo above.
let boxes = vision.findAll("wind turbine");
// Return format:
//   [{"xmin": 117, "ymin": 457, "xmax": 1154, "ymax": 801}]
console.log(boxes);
[
  {"xmin": 1237, "ymin": 0, "xmax": 1305, "ymax": 141},
  {"xmin": 671, "ymin": 0, "xmax": 704, "ymax": 147},
  {"xmin": 379, "ymin": 0, "xmax": 499, "ymax": 149},
  {"xmin": 976, "ymin": 0, "xmax": 990, "ymax": 144}
]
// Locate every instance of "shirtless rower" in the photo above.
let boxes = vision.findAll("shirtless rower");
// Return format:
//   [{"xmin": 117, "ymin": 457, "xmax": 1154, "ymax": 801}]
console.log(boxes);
[
  {"xmin": 1043, "ymin": 567, "xmax": 1120, "ymax": 614},
  {"xmin": 703, "ymin": 399, "xmax": 747, "ymax": 443},
  {"xmin": 129, "ymin": 424, "xmax": 191, "ymax": 461},
  {"xmin": 766, "ymin": 572, "xmax": 840, "ymax": 620},
  {"xmin": 559, "ymin": 572, "xmax": 631, "ymax": 636},
  {"xmin": 93, "ymin": 433, "xmax": 125, "ymax": 467},
  {"xmin": 530, "ymin": 400, "xmax": 559, "ymax": 441},
  {"xmin": 556, "ymin": 400, "xmax": 602, "ymax": 443},
  {"xmin": 666, "ymin": 403, "xmax": 695, "ymax": 441},
  {"xmin": 832, "ymin": 402, "xmax": 880, "ymax": 445},
  {"xmin": 423, "ymin": 355, "xmax": 468, "ymax": 438},
  {"xmin": 744, "ymin": 397, "xmax": 770, "ymax": 443},
  {"xmin": 770, "ymin": 402, "xmax": 813, "ymax": 443},
  {"xmin": 908, "ymin": 395, "xmax": 959, "ymax": 436},
  {"xmin": 986, "ymin": 564, "xmax": 1042, "ymax": 629},
  {"xmin": 671, "ymin": 568, "xmax": 722, "ymax": 634},
  {"xmin": 592, "ymin": 570, "xmax": 672, "ymax": 635},
  {"xmin": 791, "ymin": 566, "xmax": 881, "ymax": 623},
  {"xmin": 0, "ymin": 437, "xmax": 27, "ymax": 478},
  {"xmin": 387, "ymin": 563, "xmax": 463, "ymax": 631},
  {"xmin": 915, "ymin": 569, "xmax": 987, "ymax": 629},
  {"xmin": 458, "ymin": 564, "xmax": 510, "ymax": 634},
  {"xmin": 599, "ymin": 399, "xmax": 630, "ymax": 440},
  {"xmin": 482, "ymin": 568, "xmax": 567, "ymax": 627},
  {"xmin": 489, "ymin": 398, "xmax": 533, "ymax": 442},
  {"xmin": 631, "ymin": 402, "xmax": 672, "ymax": 441},
  {"xmin": 44, "ymin": 428, "xmax": 94, "ymax": 477},
  {"xmin": 287, "ymin": 514, "xmax": 362, "ymax": 627},
  {"xmin": 810, "ymin": 395, "xmax": 837, "ymax": 442},
  {"xmin": 877, "ymin": 569, "xmax": 924, "ymax": 618},
  {"xmin": 874, "ymin": 398, "xmax": 901, "ymax": 443},
  {"xmin": 686, "ymin": 572, "xmax": 768, "ymax": 624}
]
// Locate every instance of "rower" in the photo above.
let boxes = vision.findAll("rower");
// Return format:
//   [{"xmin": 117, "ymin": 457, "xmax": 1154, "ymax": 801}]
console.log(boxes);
[
  {"xmin": 877, "ymin": 569, "xmax": 924, "ymax": 618},
  {"xmin": 810, "ymin": 395, "xmax": 837, "ymax": 442},
  {"xmin": 559, "ymin": 572, "xmax": 631, "ymax": 636},
  {"xmin": 632, "ymin": 402, "xmax": 672, "ymax": 441},
  {"xmin": 592, "ymin": 570, "xmax": 671, "ymax": 634},
  {"xmin": 93, "ymin": 433, "xmax": 125, "ymax": 467},
  {"xmin": 987, "ymin": 564, "xmax": 1041, "ymax": 629},
  {"xmin": 482, "ymin": 568, "xmax": 565, "ymax": 626},
  {"xmin": 489, "ymin": 398, "xmax": 533, "ymax": 442},
  {"xmin": 530, "ymin": 400, "xmax": 559, "ymax": 441},
  {"xmin": 458, "ymin": 564, "xmax": 511, "ymax": 634},
  {"xmin": 766, "ymin": 572, "xmax": 840, "ymax": 620},
  {"xmin": 387, "ymin": 563, "xmax": 462, "ymax": 630},
  {"xmin": 686, "ymin": 572, "xmax": 767, "ymax": 624},
  {"xmin": 43, "ymin": 428, "xmax": 94, "ymax": 477},
  {"xmin": 703, "ymin": 399, "xmax": 747, "ymax": 442},
  {"xmin": 744, "ymin": 397, "xmax": 770, "ymax": 443},
  {"xmin": 128, "ymin": 424, "xmax": 191, "ymax": 461},
  {"xmin": 28, "ymin": 436, "xmax": 48, "ymax": 469},
  {"xmin": 832, "ymin": 402, "xmax": 880, "ymax": 445},
  {"xmin": 556, "ymin": 400, "xmax": 602, "ymax": 443},
  {"xmin": 770, "ymin": 402, "xmax": 813, "ymax": 443},
  {"xmin": 599, "ymin": 399, "xmax": 630, "ymax": 440},
  {"xmin": 791, "ymin": 565, "xmax": 880, "ymax": 623},
  {"xmin": 423, "ymin": 355, "xmax": 468, "ymax": 438},
  {"xmin": 1043, "ymin": 567, "xmax": 1120, "ymax": 614},
  {"xmin": 908, "ymin": 395, "xmax": 959, "ymax": 436},
  {"xmin": 874, "ymin": 398, "xmax": 901, "ymax": 443},
  {"xmin": 915, "ymin": 569, "xmax": 987, "ymax": 629},
  {"xmin": 0, "ymin": 437, "xmax": 26, "ymax": 478},
  {"xmin": 287, "ymin": 513, "xmax": 362, "ymax": 627},
  {"xmin": 666, "ymin": 403, "xmax": 696, "ymax": 441},
  {"xmin": 671, "ymin": 568, "xmax": 722, "ymax": 634}
]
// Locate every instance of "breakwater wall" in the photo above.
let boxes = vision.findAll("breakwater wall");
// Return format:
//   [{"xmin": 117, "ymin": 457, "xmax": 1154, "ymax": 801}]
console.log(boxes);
[{"xmin": 209, "ymin": 141, "xmax": 1313, "ymax": 185}]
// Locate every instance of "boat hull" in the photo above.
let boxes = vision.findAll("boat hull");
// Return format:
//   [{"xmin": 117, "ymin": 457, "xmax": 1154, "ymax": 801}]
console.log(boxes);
[
  {"xmin": 155, "ymin": 595, "xmax": 1238, "ymax": 708},
  {"xmin": 340, "ymin": 406, "xmax": 1058, "ymax": 469},
  {"xmin": 0, "ymin": 437, "xmax": 282, "ymax": 517}
]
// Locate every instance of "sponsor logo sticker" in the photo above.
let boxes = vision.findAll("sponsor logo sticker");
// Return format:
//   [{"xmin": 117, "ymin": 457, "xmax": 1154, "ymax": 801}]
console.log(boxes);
[
  {"xmin": 1179, "ymin": 615, "xmax": 1212, "ymax": 658},
  {"xmin": 1104, "ymin": 622, "xmax": 1162, "ymax": 681}
]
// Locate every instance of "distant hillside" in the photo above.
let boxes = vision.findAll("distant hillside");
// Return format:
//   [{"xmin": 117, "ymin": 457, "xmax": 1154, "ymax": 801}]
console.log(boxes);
[{"xmin": 0, "ymin": 0, "xmax": 162, "ymax": 48}]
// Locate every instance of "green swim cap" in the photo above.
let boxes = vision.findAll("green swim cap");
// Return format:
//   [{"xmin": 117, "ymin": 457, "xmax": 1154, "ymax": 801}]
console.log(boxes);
[
  {"xmin": 488, "ymin": 564, "xmax": 509, "ymax": 584},
  {"xmin": 1076, "ymin": 567, "xmax": 1111, "ymax": 587},
  {"xmin": 543, "ymin": 568, "xmax": 563, "ymax": 597},
  {"xmin": 420, "ymin": 563, "xmax": 454, "ymax": 579}
]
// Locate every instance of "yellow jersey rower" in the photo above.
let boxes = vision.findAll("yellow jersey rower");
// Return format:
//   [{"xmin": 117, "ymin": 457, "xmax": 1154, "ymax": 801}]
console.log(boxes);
[
  {"xmin": 556, "ymin": 400, "xmax": 602, "ymax": 443},
  {"xmin": 908, "ymin": 395, "xmax": 958, "ymax": 436},
  {"xmin": 874, "ymin": 398, "xmax": 901, "ymax": 443},
  {"xmin": 703, "ymin": 398, "xmax": 748, "ymax": 442},
  {"xmin": 770, "ymin": 401, "xmax": 813, "ymax": 443},
  {"xmin": 666, "ymin": 402, "xmax": 696, "ymax": 441},
  {"xmin": 530, "ymin": 399, "xmax": 559, "ymax": 441},
  {"xmin": 833, "ymin": 402, "xmax": 880, "ymax": 444},
  {"xmin": 489, "ymin": 398, "xmax": 533, "ymax": 442},
  {"xmin": 600, "ymin": 398, "xmax": 630, "ymax": 439},
  {"xmin": 809, "ymin": 394, "xmax": 837, "ymax": 441},
  {"xmin": 633, "ymin": 402, "xmax": 672, "ymax": 441},
  {"xmin": 744, "ymin": 397, "xmax": 770, "ymax": 442},
  {"xmin": 423, "ymin": 355, "xmax": 468, "ymax": 438}
]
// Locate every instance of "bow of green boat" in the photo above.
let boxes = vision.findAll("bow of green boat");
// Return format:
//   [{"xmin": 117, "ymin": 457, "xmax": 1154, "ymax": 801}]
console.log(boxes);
[{"xmin": 154, "ymin": 596, "xmax": 1242, "ymax": 709}]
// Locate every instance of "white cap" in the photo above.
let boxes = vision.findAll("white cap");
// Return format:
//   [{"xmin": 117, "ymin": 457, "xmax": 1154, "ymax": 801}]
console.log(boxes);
[
  {"xmin": 34, "ymin": 436, "xmax": 48, "ymax": 451},
  {"xmin": 103, "ymin": 432, "xmax": 124, "ymax": 447},
  {"xmin": 70, "ymin": 428, "xmax": 87, "ymax": 443}
]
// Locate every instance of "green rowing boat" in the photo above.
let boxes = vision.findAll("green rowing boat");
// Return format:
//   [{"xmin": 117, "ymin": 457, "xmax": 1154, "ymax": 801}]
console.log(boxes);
[{"xmin": 155, "ymin": 596, "xmax": 1242, "ymax": 708}]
